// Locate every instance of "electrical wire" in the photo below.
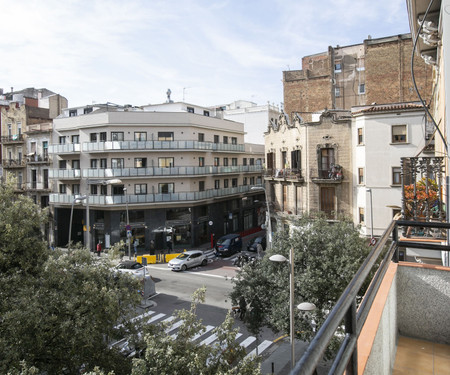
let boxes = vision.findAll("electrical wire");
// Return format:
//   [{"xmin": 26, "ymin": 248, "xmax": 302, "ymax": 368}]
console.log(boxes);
[{"xmin": 411, "ymin": 0, "xmax": 448, "ymax": 154}]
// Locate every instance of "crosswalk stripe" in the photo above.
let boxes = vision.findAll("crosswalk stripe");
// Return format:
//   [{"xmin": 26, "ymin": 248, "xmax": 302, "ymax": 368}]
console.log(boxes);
[
  {"xmin": 245, "ymin": 340, "xmax": 273, "ymax": 358},
  {"xmin": 165, "ymin": 319, "xmax": 184, "ymax": 333},
  {"xmin": 239, "ymin": 336, "xmax": 256, "ymax": 348},
  {"xmin": 191, "ymin": 325, "xmax": 215, "ymax": 341},
  {"xmin": 147, "ymin": 313, "xmax": 166, "ymax": 324},
  {"xmin": 115, "ymin": 310, "xmax": 155, "ymax": 329},
  {"xmin": 200, "ymin": 333, "xmax": 218, "ymax": 346}
]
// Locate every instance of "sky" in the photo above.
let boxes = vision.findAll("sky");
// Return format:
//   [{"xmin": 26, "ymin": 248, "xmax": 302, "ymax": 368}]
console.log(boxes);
[{"xmin": 1, "ymin": 0, "xmax": 412, "ymax": 109}]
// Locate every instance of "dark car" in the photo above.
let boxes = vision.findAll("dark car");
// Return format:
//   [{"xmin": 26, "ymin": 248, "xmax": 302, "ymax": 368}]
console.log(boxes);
[
  {"xmin": 246, "ymin": 235, "xmax": 267, "ymax": 252},
  {"xmin": 215, "ymin": 234, "xmax": 242, "ymax": 257}
]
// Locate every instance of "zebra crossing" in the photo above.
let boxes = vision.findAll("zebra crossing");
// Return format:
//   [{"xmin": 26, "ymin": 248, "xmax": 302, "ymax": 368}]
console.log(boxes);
[{"xmin": 110, "ymin": 309, "xmax": 273, "ymax": 359}]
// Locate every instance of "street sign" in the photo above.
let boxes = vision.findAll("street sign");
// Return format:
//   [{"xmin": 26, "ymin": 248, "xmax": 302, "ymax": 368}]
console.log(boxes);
[
  {"xmin": 126, "ymin": 224, "xmax": 131, "ymax": 231},
  {"xmin": 370, "ymin": 237, "xmax": 377, "ymax": 246},
  {"xmin": 208, "ymin": 221, "xmax": 213, "ymax": 226}
]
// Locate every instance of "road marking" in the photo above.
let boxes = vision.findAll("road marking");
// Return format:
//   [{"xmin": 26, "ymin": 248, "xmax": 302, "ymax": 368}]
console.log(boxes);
[
  {"xmin": 191, "ymin": 325, "xmax": 215, "ymax": 341},
  {"xmin": 200, "ymin": 333, "xmax": 218, "ymax": 346},
  {"xmin": 165, "ymin": 319, "xmax": 184, "ymax": 333},
  {"xmin": 245, "ymin": 340, "xmax": 273, "ymax": 358},
  {"xmin": 147, "ymin": 313, "xmax": 166, "ymax": 324},
  {"xmin": 239, "ymin": 336, "xmax": 256, "ymax": 348}
]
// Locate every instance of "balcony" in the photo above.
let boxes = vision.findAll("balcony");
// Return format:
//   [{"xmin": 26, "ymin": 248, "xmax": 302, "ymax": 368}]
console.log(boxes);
[
  {"xmin": 1, "ymin": 134, "xmax": 24, "ymax": 144},
  {"xmin": 48, "ymin": 143, "xmax": 81, "ymax": 154},
  {"xmin": 264, "ymin": 168, "xmax": 304, "ymax": 182},
  {"xmin": 311, "ymin": 164, "xmax": 344, "ymax": 184},
  {"xmin": 25, "ymin": 122, "xmax": 52, "ymax": 133},
  {"xmin": 49, "ymin": 184, "xmax": 262, "ymax": 206},
  {"xmin": 26, "ymin": 154, "xmax": 51, "ymax": 164},
  {"xmin": 82, "ymin": 165, "xmax": 263, "ymax": 179},
  {"xmin": 292, "ymin": 220, "xmax": 450, "ymax": 374},
  {"xmin": 2, "ymin": 159, "xmax": 26, "ymax": 168},
  {"xmin": 25, "ymin": 182, "xmax": 51, "ymax": 192},
  {"xmin": 49, "ymin": 169, "xmax": 81, "ymax": 179},
  {"xmin": 81, "ymin": 140, "xmax": 245, "ymax": 153}
]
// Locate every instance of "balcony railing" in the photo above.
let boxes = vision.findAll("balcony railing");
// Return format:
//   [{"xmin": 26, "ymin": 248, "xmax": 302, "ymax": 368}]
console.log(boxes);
[
  {"xmin": 25, "ymin": 182, "xmax": 51, "ymax": 191},
  {"xmin": 1, "ymin": 134, "xmax": 24, "ymax": 143},
  {"xmin": 82, "ymin": 165, "xmax": 262, "ymax": 178},
  {"xmin": 25, "ymin": 122, "xmax": 52, "ymax": 133},
  {"xmin": 48, "ymin": 144, "xmax": 81, "ymax": 154},
  {"xmin": 1, "ymin": 159, "xmax": 26, "ymax": 168},
  {"xmin": 50, "ymin": 184, "xmax": 262, "ymax": 205},
  {"xmin": 291, "ymin": 219, "xmax": 450, "ymax": 375},
  {"xmin": 264, "ymin": 168, "xmax": 304, "ymax": 180},
  {"xmin": 27, "ymin": 154, "xmax": 51, "ymax": 164},
  {"xmin": 81, "ymin": 140, "xmax": 245, "ymax": 153},
  {"xmin": 49, "ymin": 169, "xmax": 81, "ymax": 179}
]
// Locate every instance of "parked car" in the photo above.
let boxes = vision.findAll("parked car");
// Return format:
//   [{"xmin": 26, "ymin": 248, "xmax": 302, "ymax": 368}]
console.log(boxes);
[
  {"xmin": 215, "ymin": 234, "xmax": 242, "ymax": 257},
  {"xmin": 246, "ymin": 235, "xmax": 267, "ymax": 252},
  {"xmin": 115, "ymin": 261, "xmax": 148, "ymax": 276},
  {"xmin": 168, "ymin": 250, "xmax": 208, "ymax": 271}
]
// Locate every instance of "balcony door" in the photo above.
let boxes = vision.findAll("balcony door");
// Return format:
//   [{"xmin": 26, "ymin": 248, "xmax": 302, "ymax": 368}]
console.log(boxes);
[
  {"xmin": 320, "ymin": 187, "xmax": 335, "ymax": 218},
  {"xmin": 320, "ymin": 148, "xmax": 335, "ymax": 178}
]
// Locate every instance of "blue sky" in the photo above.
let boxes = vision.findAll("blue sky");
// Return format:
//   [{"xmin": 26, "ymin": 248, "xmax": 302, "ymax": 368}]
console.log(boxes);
[{"xmin": 1, "ymin": 0, "xmax": 411, "ymax": 108}]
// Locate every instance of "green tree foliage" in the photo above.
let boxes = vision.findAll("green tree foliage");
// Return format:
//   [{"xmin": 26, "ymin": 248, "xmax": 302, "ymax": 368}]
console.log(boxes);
[
  {"xmin": 230, "ymin": 215, "xmax": 370, "ymax": 348},
  {"xmin": 132, "ymin": 287, "xmax": 262, "ymax": 375}
]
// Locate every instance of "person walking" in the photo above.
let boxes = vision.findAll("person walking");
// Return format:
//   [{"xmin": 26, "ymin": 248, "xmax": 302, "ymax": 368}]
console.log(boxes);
[
  {"xmin": 96, "ymin": 241, "xmax": 102, "ymax": 256},
  {"xmin": 134, "ymin": 238, "xmax": 139, "ymax": 257}
]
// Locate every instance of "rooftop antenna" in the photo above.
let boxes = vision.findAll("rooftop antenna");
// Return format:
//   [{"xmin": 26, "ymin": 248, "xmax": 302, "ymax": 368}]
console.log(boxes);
[{"xmin": 166, "ymin": 88, "xmax": 173, "ymax": 103}]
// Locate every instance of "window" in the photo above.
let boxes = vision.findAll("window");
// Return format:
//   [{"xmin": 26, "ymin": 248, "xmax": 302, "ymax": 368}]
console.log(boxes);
[
  {"xmin": 198, "ymin": 133, "xmax": 205, "ymax": 142},
  {"xmin": 335, "ymin": 87, "xmax": 341, "ymax": 97},
  {"xmin": 99, "ymin": 132, "xmax": 107, "ymax": 142},
  {"xmin": 203, "ymin": 110, "xmax": 209, "ymax": 117},
  {"xmin": 187, "ymin": 107, "xmax": 194, "ymax": 113},
  {"xmin": 250, "ymin": 158, "xmax": 255, "ymax": 166},
  {"xmin": 69, "ymin": 109, "xmax": 77, "ymax": 117},
  {"xmin": 223, "ymin": 136, "xmax": 228, "ymax": 144},
  {"xmin": 334, "ymin": 62, "xmax": 342, "ymax": 72},
  {"xmin": 358, "ymin": 168, "xmax": 364, "ymax": 184},
  {"xmin": 232, "ymin": 178, "xmax": 238, "ymax": 187},
  {"xmin": 159, "ymin": 183, "xmax": 174, "ymax": 194},
  {"xmin": 17, "ymin": 122, "xmax": 22, "ymax": 135},
  {"xmin": 71, "ymin": 135, "xmax": 79, "ymax": 144},
  {"xmin": 90, "ymin": 159, "xmax": 98, "ymax": 168},
  {"xmin": 243, "ymin": 177, "xmax": 248, "ymax": 185},
  {"xmin": 214, "ymin": 180, "xmax": 220, "ymax": 189},
  {"xmin": 111, "ymin": 158, "xmax": 124, "ymax": 169},
  {"xmin": 72, "ymin": 184, "xmax": 80, "ymax": 195},
  {"xmin": 91, "ymin": 185, "xmax": 98, "ymax": 195},
  {"xmin": 392, "ymin": 125, "xmax": 407, "ymax": 143},
  {"xmin": 358, "ymin": 83, "xmax": 365, "ymax": 94},
  {"xmin": 158, "ymin": 132, "xmax": 173, "ymax": 141},
  {"xmin": 59, "ymin": 184, "xmax": 66, "ymax": 194},
  {"xmin": 43, "ymin": 141, "xmax": 48, "ymax": 157},
  {"xmin": 199, "ymin": 181, "xmax": 205, "ymax": 191},
  {"xmin": 90, "ymin": 133, "xmax": 97, "ymax": 142},
  {"xmin": 232, "ymin": 158, "xmax": 237, "ymax": 166},
  {"xmin": 84, "ymin": 107, "xmax": 93, "ymax": 114},
  {"xmin": 135, "ymin": 132, "xmax": 147, "ymax": 141},
  {"xmin": 135, "ymin": 158, "xmax": 147, "ymax": 168},
  {"xmin": 319, "ymin": 148, "xmax": 335, "ymax": 178},
  {"xmin": 111, "ymin": 132, "xmax": 124, "ymax": 141},
  {"xmin": 159, "ymin": 157, "xmax": 174, "ymax": 168},
  {"xmin": 72, "ymin": 159, "xmax": 80, "ymax": 169},
  {"xmin": 291, "ymin": 150, "xmax": 301, "ymax": 170},
  {"xmin": 282, "ymin": 151, "xmax": 287, "ymax": 168},
  {"xmin": 198, "ymin": 157, "xmax": 205, "ymax": 167},
  {"xmin": 224, "ymin": 179, "xmax": 229, "ymax": 188},
  {"xmin": 392, "ymin": 167, "xmax": 401, "ymax": 185},
  {"xmin": 59, "ymin": 160, "xmax": 67, "ymax": 169},
  {"xmin": 100, "ymin": 158, "xmax": 107, "ymax": 169},
  {"xmin": 243, "ymin": 158, "xmax": 247, "ymax": 166},
  {"xmin": 214, "ymin": 157, "xmax": 220, "ymax": 166},
  {"xmin": 359, "ymin": 208, "xmax": 365, "ymax": 224},
  {"xmin": 250, "ymin": 177, "xmax": 255, "ymax": 185},
  {"xmin": 112, "ymin": 185, "xmax": 124, "ymax": 195},
  {"xmin": 358, "ymin": 128, "xmax": 364, "ymax": 145},
  {"xmin": 100, "ymin": 185, "xmax": 107, "ymax": 195},
  {"xmin": 59, "ymin": 136, "xmax": 66, "ymax": 144},
  {"xmin": 135, "ymin": 184, "xmax": 147, "ymax": 195},
  {"xmin": 223, "ymin": 158, "xmax": 229, "ymax": 167},
  {"xmin": 214, "ymin": 135, "xmax": 219, "ymax": 143},
  {"xmin": 231, "ymin": 137, "xmax": 237, "ymax": 145}
]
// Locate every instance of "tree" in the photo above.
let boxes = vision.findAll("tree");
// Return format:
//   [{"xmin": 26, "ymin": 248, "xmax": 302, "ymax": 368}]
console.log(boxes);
[
  {"xmin": 230, "ymin": 215, "xmax": 370, "ymax": 351},
  {"xmin": 132, "ymin": 287, "xmax": 262, "ymax": 375}
]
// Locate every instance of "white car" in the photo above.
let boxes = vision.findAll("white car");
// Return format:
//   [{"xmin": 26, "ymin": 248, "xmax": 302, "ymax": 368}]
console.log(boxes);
[
  {"xmin": 168, "ymin": 250, "xmax": 208, "ymax": 271},
  {"xmin": 115, "ymin": 261, "xmax": 148, "ymax": 277}
]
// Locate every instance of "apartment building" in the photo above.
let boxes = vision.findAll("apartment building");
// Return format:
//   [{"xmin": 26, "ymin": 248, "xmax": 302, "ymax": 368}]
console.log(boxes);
[
  {"xmin": 0, "ymin": 88, "xmax": 67, "ymax": 210},
  {"xmin": 49, "ymin": 103, "xmax": 265, "ymax": 251},
  {"xmin": 283, "ymin": 33, "xmax": 433, "ymax": 122}
]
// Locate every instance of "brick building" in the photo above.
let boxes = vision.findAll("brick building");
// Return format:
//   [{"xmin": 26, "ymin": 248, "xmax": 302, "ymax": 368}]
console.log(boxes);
[{"xmin": 283, "ymin": 34, "xmax": 432, "ymax": 122}]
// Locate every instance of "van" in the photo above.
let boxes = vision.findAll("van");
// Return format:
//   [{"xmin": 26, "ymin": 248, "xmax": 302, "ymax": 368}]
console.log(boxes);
[{"xmin": 215, "ymin": 234, "xmax": 242, "ymax": 257}]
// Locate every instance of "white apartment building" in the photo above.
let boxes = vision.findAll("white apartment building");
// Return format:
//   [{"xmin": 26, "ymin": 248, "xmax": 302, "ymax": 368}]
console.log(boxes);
[
  {"xmin": 352, "ymin": 102, "xmax": 433, "ymax": 237},
  {"xmin": 49, "ymin": 103, "xmax": 265, "ymax": 251}
]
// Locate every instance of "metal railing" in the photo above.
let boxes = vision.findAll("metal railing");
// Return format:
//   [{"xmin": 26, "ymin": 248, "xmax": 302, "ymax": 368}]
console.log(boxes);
[
  {"xmin": 82, "ymin": 165, "xmax": 262, "ymax": 178},
  {"xmin": 1, "ymin": 134, "xmax": 24, "ymax": 143},
  {"xmin": 49, "ymin": 169, "xmax": 81, "ymax": 179},
  {"xmin": 292, "ymin": 219, "xmax": 450, "ymax": 375},
  {"xmin": 264, "ymin": 168, "xmax": 304, "ymax": 180},
  {"xmin": 2, "ymin": 159, "xmax": 26, "ymax": 168},
  {"xmin": 81, "ymin": 140, "xmax": 245, "ymax": 153},
  {"xmin": 48, "ymin": 144, "xmax": 81, "ymax": 154}
]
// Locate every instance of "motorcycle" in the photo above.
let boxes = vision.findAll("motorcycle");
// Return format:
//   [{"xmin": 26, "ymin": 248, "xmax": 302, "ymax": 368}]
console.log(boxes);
[{"xmin": 233, "ymin": 253, "xmax": 257, "ymax": 267}]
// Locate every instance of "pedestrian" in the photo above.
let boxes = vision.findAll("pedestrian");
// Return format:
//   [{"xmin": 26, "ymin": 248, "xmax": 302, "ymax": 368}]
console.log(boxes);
[
  {"xmin": 150, "ymin": 239, "xmax": 155, "ymax": 255},
  {"xmin": 239, "ymin": 296, "xmax": 247, "ymax": 320},
  {"xmin": 166, "ymin": 234, "xmax": 172, "ymax": 253},
  {"xmin": 96, "ymin": 241, "xmax": 102, "ymax": 256},
  {"xmin": 134, "ymin": 238, "xmax": 139, "ymax": 257}
]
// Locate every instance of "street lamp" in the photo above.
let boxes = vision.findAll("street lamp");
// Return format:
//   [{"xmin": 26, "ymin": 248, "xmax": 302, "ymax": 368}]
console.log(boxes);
[
  {"xmin": 68, "ymin": 195, "xmax": 86, "ymax": 250},
  {"xmin": 251, "ymin": 186, "xmax": 272, "ymax": 250},
  {"xmin": 366, "ymin": 188, "xmax": 374, "ymax": 239},
  {"xmin": 123, "ymin": 187, "xmax": 131, "ymax": 259},
  {"xmin": 270, "ymin": 248, "xmax": 316, "ymax": 370},
  {"xmin": 85, "ymin": 178, "xmax": 123, "ymax": 251}
]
